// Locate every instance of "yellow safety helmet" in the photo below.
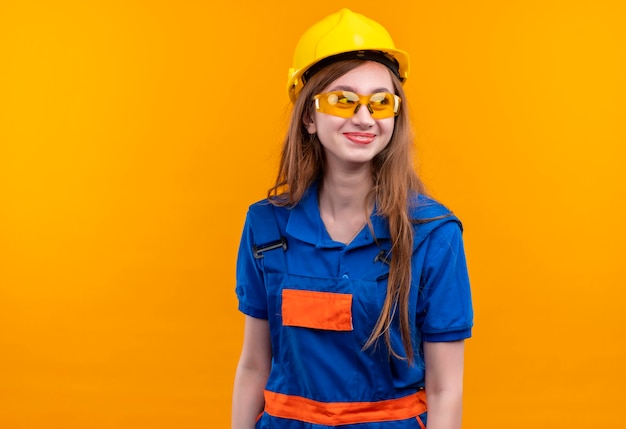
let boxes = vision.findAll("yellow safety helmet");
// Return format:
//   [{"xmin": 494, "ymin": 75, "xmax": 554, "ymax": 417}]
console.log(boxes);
[{"xmin": 287, "ymin": 8, "xmax": 409, "ymax": 103}]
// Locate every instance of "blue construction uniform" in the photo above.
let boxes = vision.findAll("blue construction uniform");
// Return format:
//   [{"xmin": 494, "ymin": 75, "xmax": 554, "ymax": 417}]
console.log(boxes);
[{"xmin": 236, "ymin": 182, "xmax": 473, "ymax": 428}]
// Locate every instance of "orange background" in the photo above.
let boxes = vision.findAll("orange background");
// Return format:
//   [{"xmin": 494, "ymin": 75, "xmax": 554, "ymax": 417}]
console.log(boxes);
[{"xmin": 1, "ymin": 1, "xmax": 625, "ymax": 428}]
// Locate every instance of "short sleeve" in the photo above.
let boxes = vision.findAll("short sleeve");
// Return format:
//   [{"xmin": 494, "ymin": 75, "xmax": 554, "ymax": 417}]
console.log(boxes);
[
  {"xmin": 235, "ymin": 211, "xmax": 269, "ymax": 319},
  {"xmin": 416, "ymin": 220, "xmax": 473, "ymax": 342}
]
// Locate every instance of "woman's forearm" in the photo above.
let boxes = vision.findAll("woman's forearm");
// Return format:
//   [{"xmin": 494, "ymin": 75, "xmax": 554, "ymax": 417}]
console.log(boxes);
[
  {"xmin": 424, "ymin": 340, "xmax": 466, "ymax": 429},
  {"xmin": 231, "ymin": 362, "xmax": 269, "ymax": 429},
  {"xmin": 231, "ymin": 316, "xmax": 272, "ymax": 429},
  {"xmin": 425, "ymin": 387, "xmax": 463, "ymax": 429}
]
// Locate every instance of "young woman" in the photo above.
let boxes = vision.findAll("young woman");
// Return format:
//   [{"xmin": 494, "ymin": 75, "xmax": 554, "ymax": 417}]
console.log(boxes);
[{"xmin": 232, "ymin": 9, "xmax": 473, "ymax": 429}]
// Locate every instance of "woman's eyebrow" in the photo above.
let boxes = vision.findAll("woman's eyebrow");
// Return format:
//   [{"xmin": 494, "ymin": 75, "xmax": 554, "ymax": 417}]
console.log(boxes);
[
  {"xmin": 329, "ymin": 85, "xmax": 393, "ymax": 93},
  {"xmin": 329, "ymin": 85, "xmax": 356, "ymax": 92}
]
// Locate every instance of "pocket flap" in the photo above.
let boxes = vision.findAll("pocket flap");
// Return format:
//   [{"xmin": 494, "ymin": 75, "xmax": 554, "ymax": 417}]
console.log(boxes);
[{"xmin": 282, "ymin": 289, "xmax": 353, "ymax": 331}]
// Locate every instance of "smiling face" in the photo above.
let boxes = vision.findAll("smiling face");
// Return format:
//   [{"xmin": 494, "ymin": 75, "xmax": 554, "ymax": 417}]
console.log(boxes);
[{"xmin": 305, "ymin": 61, "xmax": 396, "ymax": 171}]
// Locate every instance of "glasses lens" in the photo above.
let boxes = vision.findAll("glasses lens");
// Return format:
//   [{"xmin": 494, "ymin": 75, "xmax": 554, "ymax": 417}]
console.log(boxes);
[
  {"xmin": 369, "ymin": 93, "xmax": 392, "ymax": 116},
  {"xmin": 369, "ymin": 93, "xmax": 401, "ymax": 119},
  {"xmin": 314, "ymin": 91, "xmax": 400, "ymax": 119},
  {"xmin": 316, "ymin": 91, "xmax": 359, "ymax": 118}
]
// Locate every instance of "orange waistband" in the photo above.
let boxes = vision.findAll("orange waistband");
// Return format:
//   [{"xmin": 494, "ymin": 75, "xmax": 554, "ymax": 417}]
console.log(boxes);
[{"xmin": 264, "ymin": 389, "xmax": 427, "ymax": 426}]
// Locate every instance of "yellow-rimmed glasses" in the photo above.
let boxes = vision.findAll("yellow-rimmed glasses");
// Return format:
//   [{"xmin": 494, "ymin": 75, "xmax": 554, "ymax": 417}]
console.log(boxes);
[{"xmin": 313, "ymin": 90, "xmax": 401, "ymax": 119}]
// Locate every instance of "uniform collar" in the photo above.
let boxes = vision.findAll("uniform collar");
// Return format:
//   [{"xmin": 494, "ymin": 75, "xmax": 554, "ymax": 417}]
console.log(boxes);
[{"xmin": 285, "ymin": 181, "xmax": 391, "ymax": 248}]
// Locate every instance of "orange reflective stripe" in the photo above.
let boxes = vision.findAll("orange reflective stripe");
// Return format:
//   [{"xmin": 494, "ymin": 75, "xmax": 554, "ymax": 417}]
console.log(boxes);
[
  {"xmin": 264, "ymin": 389, "xmax": 427, "ymax": 426},
  {"xmin": 417, "ymin": 414, "xmax": 426, "ymax": 429},
  {"xmin": 281, "ymin": 289, "xmax": 352, "ymax": 331}
]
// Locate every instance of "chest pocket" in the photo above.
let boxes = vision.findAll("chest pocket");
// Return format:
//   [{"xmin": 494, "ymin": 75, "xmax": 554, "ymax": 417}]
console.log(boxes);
[{"xmin": 282, "ymin": 289, "xmax": 353, "ymax": 331}]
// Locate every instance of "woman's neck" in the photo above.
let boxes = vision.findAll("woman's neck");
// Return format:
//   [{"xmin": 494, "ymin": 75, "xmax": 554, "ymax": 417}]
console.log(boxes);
[{"xmin": 318, "ymin": 169, "xmax": 374, "ymax": 244}]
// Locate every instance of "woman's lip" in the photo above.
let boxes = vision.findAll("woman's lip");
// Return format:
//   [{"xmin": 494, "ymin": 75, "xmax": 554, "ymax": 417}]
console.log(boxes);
[{"xmin": 343, "ymin": 132, "xmax": 376, "ymax": 144}]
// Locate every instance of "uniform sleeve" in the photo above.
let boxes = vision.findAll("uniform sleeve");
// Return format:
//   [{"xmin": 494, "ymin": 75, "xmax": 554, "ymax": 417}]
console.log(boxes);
[
  {"xmin": 235, "ymin": 211, "xmax": 269, "ymax": 319},
  {"xmin": 416, "ymin": 220, "xmax": 473, "ymax": 342}
]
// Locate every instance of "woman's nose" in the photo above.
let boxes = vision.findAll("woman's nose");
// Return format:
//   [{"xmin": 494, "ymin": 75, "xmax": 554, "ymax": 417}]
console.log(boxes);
[{"xmin": 351, "ymin": 103, "xmax": 375, "ymax": 127}]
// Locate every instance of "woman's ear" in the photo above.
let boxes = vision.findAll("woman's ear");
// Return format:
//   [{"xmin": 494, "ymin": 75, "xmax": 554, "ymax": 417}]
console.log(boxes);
[{"xmin": 304, "ymin": 116, "xmax": 317, "ymax": 134}]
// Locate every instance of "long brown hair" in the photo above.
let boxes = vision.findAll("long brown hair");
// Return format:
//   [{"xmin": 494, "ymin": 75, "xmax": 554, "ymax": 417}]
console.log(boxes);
[{"xmin": 269, "ymin": 59, "xmax": 425, "ymax": 364}]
